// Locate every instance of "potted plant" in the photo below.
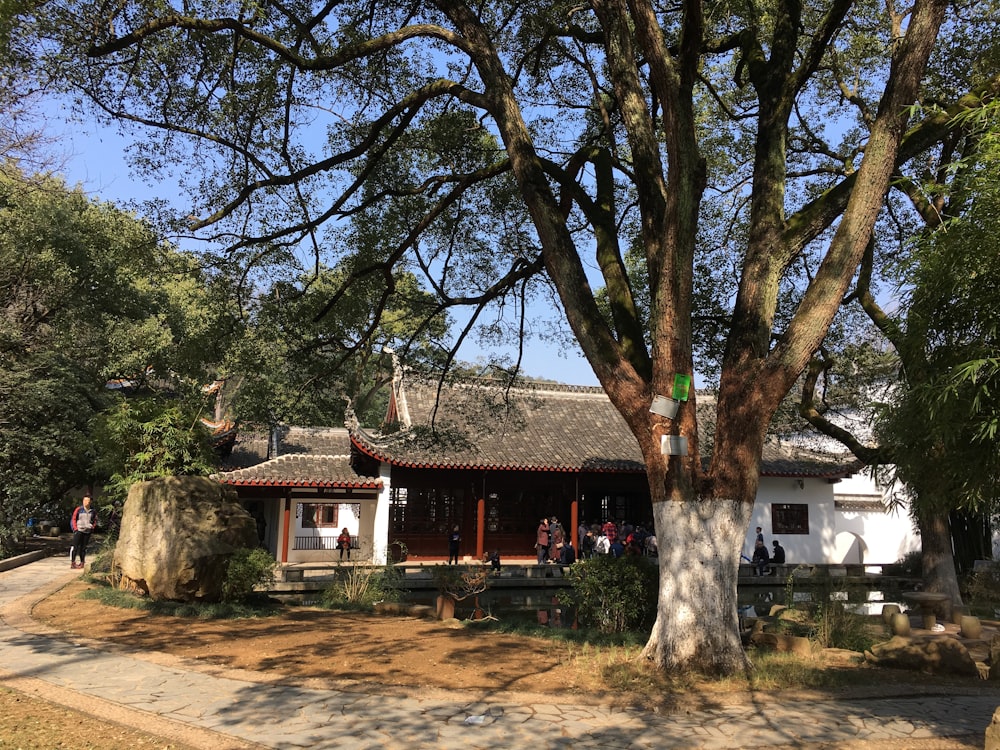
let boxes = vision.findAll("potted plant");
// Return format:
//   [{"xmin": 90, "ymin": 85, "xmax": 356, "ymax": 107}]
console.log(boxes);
[{"xmin": 431, "ymin": 564, "xmax": 490, "ymax": 620}]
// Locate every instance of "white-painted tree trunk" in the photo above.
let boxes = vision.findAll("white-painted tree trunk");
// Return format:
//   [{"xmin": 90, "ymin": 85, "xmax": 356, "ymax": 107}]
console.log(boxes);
[{"xmin": 642, "ymin": 495, "xmax": 753, "ymax": 674}]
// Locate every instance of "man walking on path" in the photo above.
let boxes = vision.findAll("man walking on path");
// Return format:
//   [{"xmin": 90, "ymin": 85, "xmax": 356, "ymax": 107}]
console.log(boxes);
[{"xmin": 69, "ymin": 495, "xmax": 97, "ymax": 569}]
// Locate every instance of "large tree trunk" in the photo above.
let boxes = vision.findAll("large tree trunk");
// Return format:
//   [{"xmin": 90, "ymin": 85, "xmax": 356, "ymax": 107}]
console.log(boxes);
[
  {"xmin": 917, "ymin": 508, "xmax": 963, "ymax": 610},
  {"xmin": 642, "ymin": 490, "xmax": 753, "ymax": 673}
]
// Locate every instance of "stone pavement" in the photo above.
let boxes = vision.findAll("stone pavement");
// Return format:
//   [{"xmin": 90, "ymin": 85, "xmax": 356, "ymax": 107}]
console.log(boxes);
[{"xmin": 1, "ymin": 557, "xmax": 997, "ymax": 750}]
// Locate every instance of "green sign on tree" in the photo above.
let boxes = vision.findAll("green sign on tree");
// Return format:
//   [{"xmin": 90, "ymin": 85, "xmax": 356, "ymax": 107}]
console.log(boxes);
[{"xmin": 672, "ymin": 374, "xmax": 692, "ymax": 402}]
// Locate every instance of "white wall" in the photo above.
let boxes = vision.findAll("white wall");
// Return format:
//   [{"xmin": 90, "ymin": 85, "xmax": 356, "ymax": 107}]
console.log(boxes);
[
  {"xmin": 372, "ymin": 462, "xmax": 393, "ymax": 565},
  {"xmin": 286, "ymin": 498, "xmax": 379, "ymax": 563},
  {"xmin": 745, "ymin": 474, "xmax": 919, "ymax": 565},
  {"xmin": 833, "ymin": 473, "xmax": 919, "ymax": 566},
  {"xmin": 746, "ymin": 476, "xmax": 833, "ymax": 564}
]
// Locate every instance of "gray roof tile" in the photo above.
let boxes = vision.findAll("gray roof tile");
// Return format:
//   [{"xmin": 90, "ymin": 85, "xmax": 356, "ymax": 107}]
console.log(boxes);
[
  {"xmin": 213, "ymin": 453, "xmax": 381, "ymax": 488},
  {"xmin": 214, "ymin": 427, "xmax": 381, "ymax": 488}
]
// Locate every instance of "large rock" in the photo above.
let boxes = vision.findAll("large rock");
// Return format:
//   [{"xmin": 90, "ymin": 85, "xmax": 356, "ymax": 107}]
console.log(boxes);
[
  {"xmin": 985, "ymin": 707, "xmax": 1000, "ymax": 750},
  {"xmin": 115, "ymin": 476, "xmax": 258, "ymax": 602},
  {"xmin": 864, "ymin": 635, "xmax": 979, "ymax": 677}
]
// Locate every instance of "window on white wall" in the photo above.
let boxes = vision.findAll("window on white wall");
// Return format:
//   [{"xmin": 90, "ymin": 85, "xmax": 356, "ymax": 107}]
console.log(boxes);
[
  {"xmin": 299, "ymin": 503, "xmax": 339, "ymax": 528},
  {"xmin": 772, "ymin": 503, "xmax": 809, "ymax": 534}
]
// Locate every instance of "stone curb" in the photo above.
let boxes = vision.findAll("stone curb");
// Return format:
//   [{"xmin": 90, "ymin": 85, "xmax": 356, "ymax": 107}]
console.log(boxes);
[{"xmin": 0, "ymin": 549, "xmax": 47, "ymax": 573}]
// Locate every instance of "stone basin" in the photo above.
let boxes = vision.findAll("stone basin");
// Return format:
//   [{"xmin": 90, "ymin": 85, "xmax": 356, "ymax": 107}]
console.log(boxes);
[{"xmin": 901, "ymin": 591, "xmax": 951, "ymax": 630}]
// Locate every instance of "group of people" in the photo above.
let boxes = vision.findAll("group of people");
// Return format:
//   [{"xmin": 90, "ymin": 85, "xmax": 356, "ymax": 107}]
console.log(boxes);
[
  {"xmin": 749, "ymin": 526, "xmax": 786, "ymax": 575},
  {"xmin": 535, "ymin": 517, "xmax": 577, "ymax": 564},
  {"xmin": 579, "ymin": 520, "xmax": 656, "ymax": 560},
  {"xmin": 534, "ymin": 517, "xmax": 656, "ymax": 564}
]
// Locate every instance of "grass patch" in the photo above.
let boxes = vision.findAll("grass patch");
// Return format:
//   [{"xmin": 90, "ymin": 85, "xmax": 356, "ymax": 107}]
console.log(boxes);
[
  {"xmin": 577, "ymin": 648, "xmax": 883, "ymax": 700},
  {"xmin": 80, "ymin": 582, "xmax": 283, "ymax": 619},
  {"xmin": 464, "ymin": 615, "xmax": 649, "ymax": 648},
  {"xmin": 465, "ymin": 616, "xmax": 891, "ymax": 698}
]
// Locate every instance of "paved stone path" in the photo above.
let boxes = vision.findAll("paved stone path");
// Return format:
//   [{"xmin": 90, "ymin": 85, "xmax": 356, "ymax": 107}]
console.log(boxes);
[{"xmin": 1, "ymin": 556, "xmax": 997, "ymax": 749}]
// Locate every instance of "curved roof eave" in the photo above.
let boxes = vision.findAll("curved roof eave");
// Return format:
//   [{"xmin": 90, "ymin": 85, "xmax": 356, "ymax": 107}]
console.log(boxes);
[{"xmin": 220, "ymin": 478, "xmax": 382, "ymax": 489}]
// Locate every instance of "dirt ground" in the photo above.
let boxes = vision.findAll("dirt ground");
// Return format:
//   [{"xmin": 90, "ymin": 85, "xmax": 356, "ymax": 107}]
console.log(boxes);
[{"xmin": 31, "ymin": 578, "xmax": 608, "ymax": 700}]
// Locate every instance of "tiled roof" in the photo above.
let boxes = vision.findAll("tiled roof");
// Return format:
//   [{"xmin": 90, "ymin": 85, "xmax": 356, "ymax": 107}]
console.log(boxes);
[
  {"xmin": 214, "ymin": 427, "xmax": 381, "ymax": 488},
  {"xmin": 220, "ymin": 427, "xmax": 352, "ymax": 469},
  {"xmin": 213, "ymin": 453, "xmax": 381, "ymax": 489},
  {"xmin": 350, "ymin": 374, "xmax": 859, "ymax": 478}
]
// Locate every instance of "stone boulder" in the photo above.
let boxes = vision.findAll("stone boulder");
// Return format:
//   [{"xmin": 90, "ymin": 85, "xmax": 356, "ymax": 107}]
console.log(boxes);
[
  {"xmin": 985, "ymin": 706, "xmax": 1000, "ymax": 750},
  {"xmin": 864, "ymin": 635, "xmax": 979, "ymax": 677},
  {"xmin": 115, "ymin": 476, "xmax": 258, "ymax": 602}
]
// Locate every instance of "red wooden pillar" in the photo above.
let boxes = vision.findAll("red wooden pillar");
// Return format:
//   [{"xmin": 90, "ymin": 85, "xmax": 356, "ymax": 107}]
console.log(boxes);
[
  {"xmin": 571, "ymin": 498, "xmax": 579, "ymax": 549},
  {"xmin": 476, "ymin": 497, "xmax": 485, "ymax": 561},
  {"xmin": 280, "ymin": 494, "xmax": 291, "ymax": 563}
]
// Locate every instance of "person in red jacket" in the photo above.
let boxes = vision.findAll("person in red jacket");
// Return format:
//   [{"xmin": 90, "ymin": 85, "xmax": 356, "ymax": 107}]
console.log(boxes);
[
  {"xmin": 70, "ymin": 495, "xmax": 98, "ymax": 569},
  {"xmin": 336, "ymin": 527, "xmax": 352, "ymax": 561}
]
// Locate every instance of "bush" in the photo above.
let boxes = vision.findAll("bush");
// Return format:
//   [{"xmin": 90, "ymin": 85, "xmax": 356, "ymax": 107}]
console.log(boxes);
[
  {"xmin": 562, "ymin": 555, "xmax": 658, "ymax": 634},
  {"xmin": 86, "ymin": 537, "xmax": 118, "ymax": 577},
  {"xmin": 895, "ymin": 550, "xmax": 923, "ymax": 577},
  {"xmin": 812, "ymin": 601, "xmax": 879, "ymax": 652},
  {"xmin": 222, "ymin": 547, "xmax": 277, "ymax": 602}
]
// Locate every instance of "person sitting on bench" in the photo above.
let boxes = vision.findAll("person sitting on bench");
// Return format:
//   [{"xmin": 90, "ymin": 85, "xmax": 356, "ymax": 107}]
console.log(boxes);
[
  {"xmin": 769, "ymin": 540, "xmax": 786, "ymax": 574},
  {"xmin": 751, "ymin": 540, "xmax": 770, "ymax": 576}
]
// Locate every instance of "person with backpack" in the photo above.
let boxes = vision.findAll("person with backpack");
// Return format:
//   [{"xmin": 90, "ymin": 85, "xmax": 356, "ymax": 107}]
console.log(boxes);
[
  {"xmin": 559, "ymin": 539, "xmax": 577, "ymax": 565},
  {"xmin": 69, "ymin": 495, "xmax": 98, "ymax": 569}
]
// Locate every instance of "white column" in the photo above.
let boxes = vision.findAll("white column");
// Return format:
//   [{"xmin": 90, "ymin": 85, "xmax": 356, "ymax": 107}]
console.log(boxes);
[{"xmin": 371, "ymin": 461, "xmax": 392, "ymax": 564}]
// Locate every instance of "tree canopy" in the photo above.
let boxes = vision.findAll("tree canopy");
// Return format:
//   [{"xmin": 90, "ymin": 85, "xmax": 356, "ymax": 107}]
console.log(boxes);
[
  {"xmin": 38, "ymin": 0, "xmax": 1000, "ymax": 672},
  {"xmin": 0, "ymin": 167, "xmax": 238, "ymax": 552},
  {"xmin": 797, "ymin": 94, "xmax": 1000, "ymax": 600}
]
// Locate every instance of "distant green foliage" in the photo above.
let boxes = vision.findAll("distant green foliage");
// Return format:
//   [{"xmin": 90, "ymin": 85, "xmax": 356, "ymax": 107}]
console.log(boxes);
[
  {"xmin": 0, "ymin": 167, "xmax": 236, "ymax": 556},
  {"xmin": 91, "ymin": 396, "xmax": 219, "ymax": 505},
  {"xmin": 563, "ymin": 556, "xmax": 658, "ymax": 634},
  {"xmin": 224, "ymin": 260, "xmax": 448, "ymax": 428},
  {"xmin": 895, "ymin": 550, "xmax": 923, "ymax": 577},
  {"xmin": 222, "ymin": 547, "xmax": 277, "ymax": 603},
  {"xmin": 964, "ymin": 560, "xmax": 1000, "ymax": 607}
]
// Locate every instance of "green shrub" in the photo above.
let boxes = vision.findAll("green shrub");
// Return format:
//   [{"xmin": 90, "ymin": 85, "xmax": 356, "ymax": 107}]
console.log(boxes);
[
  {"xmin": 896, "ymin": 550, "xmax": 923, "ymax": 577},
  {"xmin": 562, "ymin": 556, "xmax": 657, "ymax": 634},
  {"xmin": 85, "ymin": 537, "xmax": 118, "ymax": 577},
  {"xmin": 222, "ymin": 547, "xmax": 277, "ymax": 602}
]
